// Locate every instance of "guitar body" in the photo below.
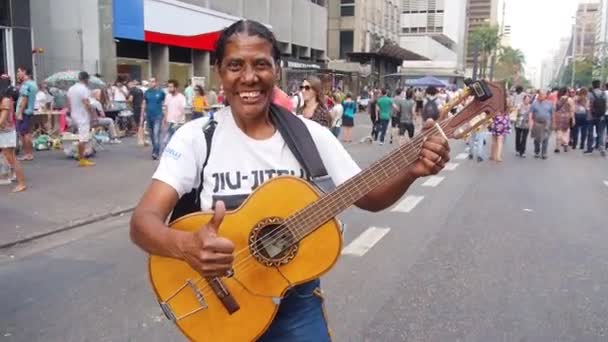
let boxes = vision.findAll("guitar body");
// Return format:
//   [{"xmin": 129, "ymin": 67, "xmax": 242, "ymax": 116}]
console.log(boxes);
[{"xmin": 148, "ymin": 176, "xmax": 342, "ymax": 341}]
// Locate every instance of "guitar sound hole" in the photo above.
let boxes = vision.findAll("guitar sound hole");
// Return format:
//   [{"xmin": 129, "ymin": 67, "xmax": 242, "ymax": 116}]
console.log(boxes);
[{"xmin": 249, "ymin": 218, "xmax": 299, "ymax": 267}]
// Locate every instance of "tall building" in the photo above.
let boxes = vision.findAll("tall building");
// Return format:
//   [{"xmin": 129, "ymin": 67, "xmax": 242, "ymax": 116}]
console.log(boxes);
[
  {"xmin": 30, "ymin": 0, "xmax": 328, "ymax": 89},
  {"xmin": 327, "ymin": 0, "xmax": 426, "ymax": 88},
  {"xmin": 594, "ymin": 0, "xmax": 608, "ymax": 80},
  {"xmin": 327, "ymin": 0, "xmax": 400, "ymax": 59},
  {"xmin": 464, "ymin": 0, "xmax": 499, "ymax": 70},
  {"xmin": 573, "ymin": 0, "xmax": 599, "ymax": 59},
  {"xmin": 540, "ymin": 56, "xmax": 555, "ymax": 89},
  {"xmin": 0, "ymin": 0, "xmax": 33, "ymax": 81},
  {"xmin": 398, "ymin": 0, "xmax": 468, "ymax": 84}
]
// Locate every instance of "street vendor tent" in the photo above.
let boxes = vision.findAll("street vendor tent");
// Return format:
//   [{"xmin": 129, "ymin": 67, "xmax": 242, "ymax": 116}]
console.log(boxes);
[{"xmin": 406, "ymin": 76, "xmax": 448, "ymax": 88}]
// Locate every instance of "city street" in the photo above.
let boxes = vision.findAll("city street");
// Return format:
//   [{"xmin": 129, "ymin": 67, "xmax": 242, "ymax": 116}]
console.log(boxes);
[{"xmin": 1, "ymin": 124, "xmax": 608, "ymax": 341}]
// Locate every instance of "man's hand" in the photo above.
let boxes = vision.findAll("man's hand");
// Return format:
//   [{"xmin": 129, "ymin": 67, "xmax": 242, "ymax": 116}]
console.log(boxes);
[
  {"xmin": 407, "ymin": 119, "xmax": 450, "ymax": 178},
  {"xmin": 177, "ymin": 201, "xmax": 235, "ymax": 277}
]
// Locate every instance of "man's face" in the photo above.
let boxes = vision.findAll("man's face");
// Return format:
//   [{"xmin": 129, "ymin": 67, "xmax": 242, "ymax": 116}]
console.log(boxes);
[
  {"xmin": 538, "ymin": 91, "xmax": 547, "ymax": 101},
  {"xmin": 168, "ymin": 83, "xmax": 176, "ymax": 94},
  {"xmin": 17, "ymin": 68, "xmax": 25, "ymax": 81},
  {"xmin": 149, "ymin": 78, "xmax": 157, "ymax": 89}
]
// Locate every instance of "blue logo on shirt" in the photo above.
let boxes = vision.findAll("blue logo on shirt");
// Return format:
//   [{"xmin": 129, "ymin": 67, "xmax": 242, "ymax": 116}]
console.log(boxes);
[{"xmin": 163, "ymin": 147, "xmax": 182, "ymax": 160}]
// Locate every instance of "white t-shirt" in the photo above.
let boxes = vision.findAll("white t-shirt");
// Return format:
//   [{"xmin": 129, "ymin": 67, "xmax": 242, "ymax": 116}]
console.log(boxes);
[
  {"xmin": 153, "ymin": 107, "xmax": 361, "ymax": 211},
  {"xmin": 330, "ymin": 103, "xmax": 343, "ymax": 128},
  {"xmin": 112, "ymin": 85, "xmax": 128, "ymax": 102},
  {"xmin": 35, "ymin": 90, "xmax": 52, "ymax": 110},
  {"xmin": 67, "ymin": 83, "xmax": 91, "ymax": 124}
]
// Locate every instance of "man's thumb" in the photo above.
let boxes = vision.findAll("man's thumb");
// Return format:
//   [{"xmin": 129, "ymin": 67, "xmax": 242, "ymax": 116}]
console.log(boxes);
[{"xmin": 207, "ymin": 200, "xmax": 226, "ymax": 234}]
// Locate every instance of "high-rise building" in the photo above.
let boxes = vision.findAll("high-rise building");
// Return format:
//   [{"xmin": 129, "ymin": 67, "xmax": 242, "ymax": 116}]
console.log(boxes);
[
  {"xmin": 464, "ymin": 0, "xmax": 499, "ymax": 70},
  {"xmin": 327, "ymin": 0, "xmax": 427, "ymax": 88},
  {"xmin": 398, "ymin": 0, "xmax": 468, "ymax": 84},
  {"xmin": 327, "ymin": 0, "xmax": 401, "ymax": 60},
  {"xmin": 30, "ymin": 0, "xmax": 328, "ymax": 88},
  {"xmin": 0, "ymin": 0, "xmax": 33, "ymax": 82},
  {"xmin": 573, "ymin": 0, "xmax": 600, "ymax": 59}
]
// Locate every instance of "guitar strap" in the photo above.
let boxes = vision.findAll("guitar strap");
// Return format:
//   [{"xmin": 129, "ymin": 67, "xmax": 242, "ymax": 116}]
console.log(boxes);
[{"xmin": 170, "ymin": 104, "xmax": 332, "ymax": 221}]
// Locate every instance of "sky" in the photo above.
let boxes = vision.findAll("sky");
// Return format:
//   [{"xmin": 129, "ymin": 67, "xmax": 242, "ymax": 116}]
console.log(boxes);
[{"xmin": 506, "ymin": 0, "xmax": 580, "ymax": 85}]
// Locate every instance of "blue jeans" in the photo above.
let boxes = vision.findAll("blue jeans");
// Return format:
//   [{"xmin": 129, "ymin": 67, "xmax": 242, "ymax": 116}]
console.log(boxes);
[
  {"xmin": 163, "ymin": 123, "xmax": 182, "ymax": 150},
  {"xmin": 571, "ymin": 113, "xmax": 588, "ymax": 148},
  {"xmin": 258, "ymin": 279, "xmax": 331, "ymax": 342},
  {"xmin": 587, "ymin": 117, "xmax": 605, "ymax": 152},
  {"xmin": 377, "ymin": 119, "xmax": 390, "ymax": 143},
  {"xmin": 147, "ymin": 115, "xmax": 162, "ymax": 157},
  {"xmin": 470, "ymin": 131, "xmax": 486, "ymax": 159}
]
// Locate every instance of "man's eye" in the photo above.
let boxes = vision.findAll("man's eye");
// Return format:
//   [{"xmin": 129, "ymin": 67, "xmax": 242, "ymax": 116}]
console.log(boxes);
[
  {"xmin": 255, "ymin": 61, "xmax": 271, "ymax": 69},
  {"xmin": 227, "ymin": 61, "xmax": 242, "ymax": 70}
]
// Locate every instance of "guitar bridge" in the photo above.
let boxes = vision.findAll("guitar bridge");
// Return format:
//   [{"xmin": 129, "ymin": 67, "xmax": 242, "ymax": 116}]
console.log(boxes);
[{"xmin": 158, "ymin": 278, "xmax": 209, "ymax": 322}]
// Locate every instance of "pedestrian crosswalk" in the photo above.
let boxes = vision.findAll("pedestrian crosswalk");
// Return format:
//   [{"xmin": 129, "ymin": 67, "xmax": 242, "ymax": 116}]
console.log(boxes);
[
  {"xmin": 342, "ymin": 227, "xmax": 391, "ymax": 256},
  {"xmin": 422, "ymin": 176, "xmax": 445, "ymax": 187},
  {"xmin": 391, "ymin": 195, "xmax": 424, "ymax": 213},
  {"xmin": 341, "ymin": 148, "xmax": 470, "ymax": 258}
]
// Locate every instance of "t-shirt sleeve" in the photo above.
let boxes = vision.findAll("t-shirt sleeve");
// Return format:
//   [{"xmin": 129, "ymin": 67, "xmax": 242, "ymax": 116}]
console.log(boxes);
[
  {"xmin": 152, "ymin": 122, "xmax": 207, "ymax": 197},
  {"xmin": 305, "ymin": 119, "xmax": 361, "ymax": 186}
]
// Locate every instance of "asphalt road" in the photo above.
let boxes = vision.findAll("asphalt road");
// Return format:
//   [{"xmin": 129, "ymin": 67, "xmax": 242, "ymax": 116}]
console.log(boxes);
[{"xmin": 1, "ymin": 133, "xmax": 608, "ymax": 342}]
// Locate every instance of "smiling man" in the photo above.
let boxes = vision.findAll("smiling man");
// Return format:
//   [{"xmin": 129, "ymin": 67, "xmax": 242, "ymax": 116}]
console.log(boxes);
[{"xmin": 130, "ymin": 20, "xmax": 450, "ymax": 341}]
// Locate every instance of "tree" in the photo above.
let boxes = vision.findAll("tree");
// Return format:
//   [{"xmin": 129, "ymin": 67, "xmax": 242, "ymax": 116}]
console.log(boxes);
[
  {"xmin": 495, "ymin": 47, "xmax": 527, "ymax": 86},
  {"xmin": 561, "ymin": 58, "xmax": 594, "ymax": 87},
  {"xmin": 470, "ymin": 24, "xmax": 500, "ymax": 79}
]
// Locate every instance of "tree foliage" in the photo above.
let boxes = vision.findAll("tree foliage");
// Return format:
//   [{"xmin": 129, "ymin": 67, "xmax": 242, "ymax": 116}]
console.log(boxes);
[
  {"xmin": 470, "ymin": 24, "xmax": 500, "ymax": 79},
  {"xmin": 495, "ymin": 47, "xmax": 527, "ymax": 86},
  {"xmin": 561, "ymin": 58, "xmax": 594, "ymax": 87}
]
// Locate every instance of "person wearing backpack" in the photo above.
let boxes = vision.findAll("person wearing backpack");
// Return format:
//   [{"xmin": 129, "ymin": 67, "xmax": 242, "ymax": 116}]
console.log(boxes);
[
  {"xmin": 585, "ymin": 80, "xmax": 606, "ymax": 156},
  {"xmin": 422, "ymin": 86, "xmax": 440, "ymax": 121},
  {"xmin": 129, "ymin": 20, "xmax": 450, "ymax": 341}
]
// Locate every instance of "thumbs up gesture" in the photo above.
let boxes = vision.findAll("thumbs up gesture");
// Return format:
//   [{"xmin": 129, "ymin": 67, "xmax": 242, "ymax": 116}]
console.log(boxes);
[{"xmin": 178, "ymin": 201, "xmax": 235, "ymax": 277}]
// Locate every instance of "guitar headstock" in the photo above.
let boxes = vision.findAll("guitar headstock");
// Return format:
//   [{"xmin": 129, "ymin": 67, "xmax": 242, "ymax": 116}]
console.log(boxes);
[{"xmin": 440, "ymin": 80, "xmax": 507, "ymax": 140}]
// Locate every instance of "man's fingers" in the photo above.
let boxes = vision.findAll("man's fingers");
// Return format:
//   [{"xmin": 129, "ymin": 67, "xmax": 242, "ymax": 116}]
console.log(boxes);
[
  {"xmin": 422, "ymin": 118, "xmax": 435, "ymax": 130},
  {"xmin": 208, "ymin": 201, "xmax": 226, "ymax": 234}
]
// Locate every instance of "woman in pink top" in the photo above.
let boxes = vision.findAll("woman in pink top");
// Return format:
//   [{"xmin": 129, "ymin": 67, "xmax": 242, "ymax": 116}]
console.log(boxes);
[{"xmin": 0, "ymin": 91, "xmax": 26, "ymax": 192}]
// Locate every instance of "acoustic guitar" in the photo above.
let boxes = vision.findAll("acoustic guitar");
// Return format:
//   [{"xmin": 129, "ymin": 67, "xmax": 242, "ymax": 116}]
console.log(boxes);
[{"xmin": 148, "ymin": 80, "xmax": 507, "ymax": 341}]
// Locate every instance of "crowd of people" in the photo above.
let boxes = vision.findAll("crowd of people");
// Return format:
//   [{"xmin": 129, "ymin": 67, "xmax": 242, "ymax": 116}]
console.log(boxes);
[{"xmin": 0, "ymin": 67, "xmax": 228, "ymax": 193}]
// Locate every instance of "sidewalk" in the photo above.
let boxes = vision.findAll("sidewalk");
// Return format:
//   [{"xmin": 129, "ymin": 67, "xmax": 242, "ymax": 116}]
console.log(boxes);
[{"xmin": 0, "ymin": 138, "xmax": 157, "ymax": 248}]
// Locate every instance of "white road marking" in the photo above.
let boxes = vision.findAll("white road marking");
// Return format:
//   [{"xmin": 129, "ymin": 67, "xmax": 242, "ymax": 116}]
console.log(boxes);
[
  {"xmin": 455, "ymin": 153, "xmax": 469, "ymax": 160},
  {"xmin": 604, "ymin": 180, "xmax": 608, "ymax": 187},
  {"xmin": 391, "ymin": 195, "xmax": 424, "ymax": 213},
  {"xmin": 443, "ymin": 162, "xmax": 459, "ymax": 171},
  {"xmin": 422, "ymin": 176, "xmax": 445, "ymax": 187},
  {"xmin": 342, "ymin": 227, "xmax": 391, "ymax": 256},
  {"xmin": 522, "ymin": 208, "xmax": 534, "ymax": 213}
]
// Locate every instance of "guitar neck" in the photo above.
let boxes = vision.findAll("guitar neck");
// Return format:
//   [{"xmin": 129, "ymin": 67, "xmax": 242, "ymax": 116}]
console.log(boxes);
[{"xmin": 289, "ymin": 125, "xmax": 441, "ymax": 241}]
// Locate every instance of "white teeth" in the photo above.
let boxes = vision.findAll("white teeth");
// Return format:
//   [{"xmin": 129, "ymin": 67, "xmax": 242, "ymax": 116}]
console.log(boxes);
[{"xmin": 240, "ymin": 91, "xmax": 260, "ymax": 98}]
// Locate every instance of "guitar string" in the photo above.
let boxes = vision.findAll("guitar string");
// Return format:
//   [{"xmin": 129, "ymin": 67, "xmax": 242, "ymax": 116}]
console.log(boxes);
[
  {"xmin": 162, "ymin": 93, "xmax": 494, "ymax": 302},
  {"xmin": 176, "ymin": 124, "xmax": 446, "ymax": 298},
  {"xmin": 169, "ymin": 105, "xmax": 494, "ymax": 303}
]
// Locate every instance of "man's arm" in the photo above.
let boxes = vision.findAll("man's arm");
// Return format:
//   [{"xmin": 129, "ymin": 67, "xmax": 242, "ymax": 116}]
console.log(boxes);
[{"xmin": 355, "ymin": 120, "xmax": 449, "ymax": 212}]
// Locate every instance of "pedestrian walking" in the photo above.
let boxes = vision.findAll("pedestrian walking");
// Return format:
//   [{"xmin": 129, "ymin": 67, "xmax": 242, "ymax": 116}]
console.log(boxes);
[
  {"xmin": 571, "ymin": 88, "xmax": 589, "ymax": 149},
  {"xmin": 393, "ymin": 88, "xmax": 416, "ymax": 145},
  {"xmin": 15, "ymin": 67, "xmax": 37, "ymax": 161},
  {"xmin": 489, "ymin": 111, "xmax": 510, "ymax": 162},
  {"xmin": 163, "ymin": 80, "xmax": 187, "ymax": 148},
  {"xmin": 0, "ymin": 90, "xmax": 26, "ymax": 192},
  {"xmin": 341, "ymin": 94, "xmax": 356, "ymax": 143},
  {"xmin": 329, "ymin": 93, "xmax": 343, "ymax": 138},
  {"xmin": 375, "ymin": 88, "xmax": 394, "ymax": 145},
  {"xmin": 297, "ymin": 76, "xmax": 330, "ymax": 127},
  {"xmin": 514, "ymin": 94, "xmax": 532, "ymax": 157},
  {"xmin": 67, "ymin": 71, "xmax": 96, "ymax": 167},
  {"xmin": 530, "ymin": 90, "xmax": 554, "ymax": 160},
  {"xmin": 192, "ymin": 86, "xmax": 208, "ymax": 120},
  {"xmin": 142, "ymin": 77, "xmax": 165, "ymax": 160},
  {"xmin": 585, "ymin": 80, "xmax": 606, "ymax": 156},
  {"xmin": 553, "ymin": 87, "xmax": 574, "ymax": 153}
]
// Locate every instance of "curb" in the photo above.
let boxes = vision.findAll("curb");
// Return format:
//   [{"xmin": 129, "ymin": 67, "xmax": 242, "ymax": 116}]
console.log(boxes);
[{"xmin": 0, "ymin": 206, "xmax": 136, "ymax": 250}]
